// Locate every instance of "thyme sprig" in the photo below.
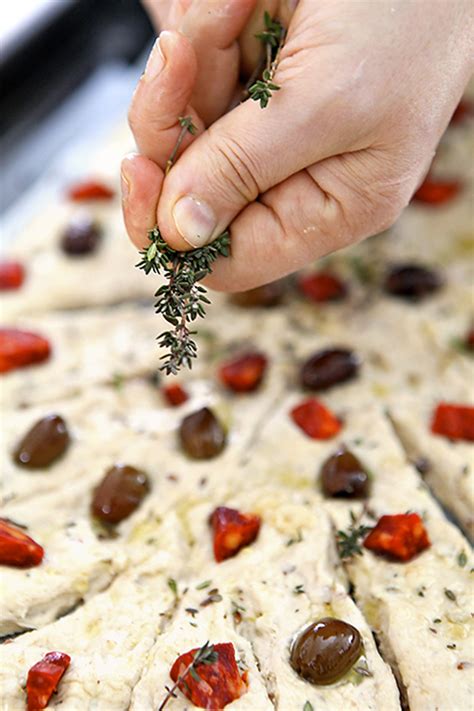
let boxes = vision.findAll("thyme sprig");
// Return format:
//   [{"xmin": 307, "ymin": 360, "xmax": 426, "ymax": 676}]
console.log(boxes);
[
  {"xmin": 337, "ymin": 510, "xmax": 373, "ymax": 561},
  {"xmin": 138, "ymin": 224, "xmax": 230, "ymax": 374},
  {"xmin": 249, "ymin": 11, "xmax": 286, "ymax": 108},
  {"xmin": 136, "ymin": 114, "xmax": 230, "ymax": 374},
  {"xmin": 158, "ymin": 641, "xmax": 218, "ymax": 710}
]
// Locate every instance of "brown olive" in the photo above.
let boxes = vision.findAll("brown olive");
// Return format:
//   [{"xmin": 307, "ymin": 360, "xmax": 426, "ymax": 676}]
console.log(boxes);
[
  {"xmin": 14, "ymin": 414, "xmax": 70, "ymax": 468},
  {"xmin": 229, "ymin": 280, "xmax": 284, "ymax": 308},
  {"xmin": 383, "ymin": 264, "xmax": 442, "ymax": 300},
  {"xmin": 179, "ymin": 407, "xmax": 226, "ymax": 459},
  {"xmin": 301, "ymin": 348, "xmax": 359, "ymax": 391},
  {"xmin": 61, "ymin": 216, "xmax": 102, "ymax": 255},
  {"xmin": 290, "ymin": 617, "xmax": 362, "ymax": 685},
  {"xmin": 91, "ymin": 464, "xmax": 150, "ymax": 524},
  {"xmin": 320, "ymin": 447, "xmax": 369, "ymax": 498}
]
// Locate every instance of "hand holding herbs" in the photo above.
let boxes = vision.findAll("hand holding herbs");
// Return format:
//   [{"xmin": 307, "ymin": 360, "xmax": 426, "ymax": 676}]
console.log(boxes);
[
  {"xmin": 124, "ymin": 0, "xmax": 471, "ymax": 297},
  {"xmin": 131, "ymin": 14, "xmax": 284, "ymax": 373}
]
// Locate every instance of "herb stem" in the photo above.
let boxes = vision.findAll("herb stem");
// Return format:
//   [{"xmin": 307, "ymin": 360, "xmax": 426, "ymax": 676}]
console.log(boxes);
[
  {"xmin": 248, "ymin": 12, "xmax": 286, "ymax": 108},
  {"xmin": 166, "ymin": 116, "xmax": 197, "ymax": 175}
]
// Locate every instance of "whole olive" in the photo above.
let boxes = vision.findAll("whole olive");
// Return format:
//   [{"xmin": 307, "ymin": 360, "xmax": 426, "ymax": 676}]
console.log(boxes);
[
  {"xmin": 61, "ymin": 216, "xmax": 102, "ymax": 256},
  {"xmin": 179, "ymin": 407, "xmax": 226, "ymax": 459},
  {"xmin": 91, "ymin": 464, "xmax": 150, "ymax": 524},
  {"xmin": 229, "ymin": 280, "xmax": 284, "ymax": 308},
  {"xmin": 383, "ymin": 264, "xmax": 442, "ymax": 300},
  {"xmin": 14, "ymin": 414, "xmax": 70, "ymax": 468},
  {"xmin": 301, "ymin": 348, "xmax": 359, "ymax": 391},
  {"xmin": 320, "ymin": 447, "xmax": 369, "ymax": 498},
  {"xmin": 290, "ymin": 617, "xmax": 362, "ymax": 685}
]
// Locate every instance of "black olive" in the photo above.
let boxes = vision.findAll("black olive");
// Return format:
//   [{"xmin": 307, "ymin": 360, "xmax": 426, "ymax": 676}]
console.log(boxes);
[
  {"xmin": 91, "ymin": 464, "xmax": 150, "ymax": 524},
  {"xmin": 229, "ymin": 280, "xmax": 285, "ymax": 308},
  {"xmin": 320, "ymin": 447, "xmax": 369, "ymax": 498},
  {"xmin": 290, "ymin": 617, "xmax": 362, "ymax": 685},
  {"xmin": 60, "ymin": 216, "xmax": 102, "ymax": 256},
  {"xmin": 301, "ymin": 348, "xmax": 359, "ymax": 391},
  {"xmin": 321, "ymin": 447, "xmax": 369, "ymax": 499},
  {"xmin": 383, "ymin": 264, "xmax": 442, "ymax": 300},
  {"xmin": 14, "ymin": 414, "xmax": 70, "ymax": 468},
  {"xmin": 179, "ymin": 407, "xmax": 226, "ymax": 459}
]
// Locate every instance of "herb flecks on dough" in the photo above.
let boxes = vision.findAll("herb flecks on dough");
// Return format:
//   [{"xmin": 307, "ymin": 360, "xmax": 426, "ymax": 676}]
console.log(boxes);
[{"xmin": 336, "ymin": 510, "xmax": 373, "ymax": 561}]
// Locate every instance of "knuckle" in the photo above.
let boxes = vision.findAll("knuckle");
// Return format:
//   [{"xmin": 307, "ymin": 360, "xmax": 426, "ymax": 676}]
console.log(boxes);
[
  {"xmin": 365, "ymin": 180, "xmax": 412, "ymax": 233},
  {"xmin": 330, "ymin": 151, "xmax": 413, "ymax": 238},
  {"xmin": 209, "ymin": 132, "xmax": 261, "ymax": 205}
]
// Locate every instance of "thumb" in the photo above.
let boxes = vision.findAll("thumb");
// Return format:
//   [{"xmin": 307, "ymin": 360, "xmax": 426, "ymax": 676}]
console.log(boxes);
[{"xmin": 156, "ymin": 50, "xmax": 350, "ymax": 250}]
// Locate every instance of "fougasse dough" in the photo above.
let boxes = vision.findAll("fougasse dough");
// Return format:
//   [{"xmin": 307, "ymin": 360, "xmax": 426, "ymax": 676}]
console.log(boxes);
[
  {"xmin": 246, "ymin": 398, "xmax": 474, "ymax": 711},
  {"xmin": 0, "ymin": 514, "xmax": 187, "ymax": 711},
  {"xmin": 0, "ymin": 377, "xmax": 289, "ymax": 636},
  {"xmin": 0, "ymin": 504, "xmax": 127, "ymax": 636},
  {"xmin": 389, "ymin": 395, "xmax": 474, "ymax": 541},
  {"xmin": 1, "ymin": 91, "xmax": 473, "ymax": 711},
  {"xmin": 0, "ymin": 304, "xmax": 162, "ymax": 408},
  {"xmin": 159, "ymin": 485, "xmax": 401, "ymax": 711},
  {"xmin": 1, "ymin": 123, "xmax": 155, "ymax": 319}
]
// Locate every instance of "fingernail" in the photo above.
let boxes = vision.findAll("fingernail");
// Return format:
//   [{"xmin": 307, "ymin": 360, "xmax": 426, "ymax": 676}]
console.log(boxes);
[
  {"xmin": 143, "ymin": 34, "xmax": 166, "ymax": 82},
  {"xmin": 172, "ymin": 196, "xmax": 217, "ymax": 248},
  {"xmin": 121, "ymin": 153, "xmax": 137, "ymax": 202},
  {"xmin": 121, "ymin": 174, "xmax": 130, "ymax": 201}
]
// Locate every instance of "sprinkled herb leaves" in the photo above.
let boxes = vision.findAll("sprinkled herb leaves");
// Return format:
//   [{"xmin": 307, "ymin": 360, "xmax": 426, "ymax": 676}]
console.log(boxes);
[
  {"xmin": 167, "ymin": 578, "xmax": 178, "ymax": 597},
  {"xmin": 337, "ymin": 511, "xmax": 373, "ymax": 560},
  {"xmin": 444, "ymin": 588, "xmax": 457, "ymax": 602},
  {"xmin": 286, "ymin": 529, "xmax": 304, "ymax": 546},
  {"xmin": 200, "ymin": 588, "xmax": 223, "ymax": 607}
]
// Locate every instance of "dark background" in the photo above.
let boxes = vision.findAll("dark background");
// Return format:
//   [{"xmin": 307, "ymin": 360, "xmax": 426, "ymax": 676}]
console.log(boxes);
[{"xmin": 0, "ymin": 0, "xmax": 155, "ymax": 212}]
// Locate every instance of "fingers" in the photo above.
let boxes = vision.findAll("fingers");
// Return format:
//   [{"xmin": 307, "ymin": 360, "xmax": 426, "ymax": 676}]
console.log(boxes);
[
  {"xmin": 203, "ymin": 147, "xmax": 412, "ymax": 292},
  {"xmin": 201, "ymin": 170, "xmax": 336, "ymax": 292},
  {"xmin": 141, "ymin": 0, "xmax": 192, "ymax": 32},
  {"xmin": 178, "ymin": 0, "xmax": 257, "ymax": 125},
  {"xmin": 121, "ymin": 153, "xmax": 163, "ymax": 249},
  {"xmin": 128, "ymin": 30, "xmax": 203, "ymax": 167},
  {"xmin": 155, "ymin": 37, "xmax": 355, "ymax": 252},
  {"xmin": 277, "ymin": 0, "xmax": 299, "ymax": 28}
]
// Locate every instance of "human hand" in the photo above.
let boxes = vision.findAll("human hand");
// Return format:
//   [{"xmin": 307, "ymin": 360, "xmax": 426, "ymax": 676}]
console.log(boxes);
[
  {"xmin": 141, "ymin": 0, "xmax": 297, "ymax": 89},
  {"xmin": 123, "ymin": 0, "xmax": 473, "ymax": 291}
]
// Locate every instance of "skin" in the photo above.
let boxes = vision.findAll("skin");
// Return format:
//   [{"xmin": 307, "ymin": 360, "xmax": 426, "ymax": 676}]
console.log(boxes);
[{"xmin": 122, "ymin": 0, "xmax": 473, "ymax": 292}]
